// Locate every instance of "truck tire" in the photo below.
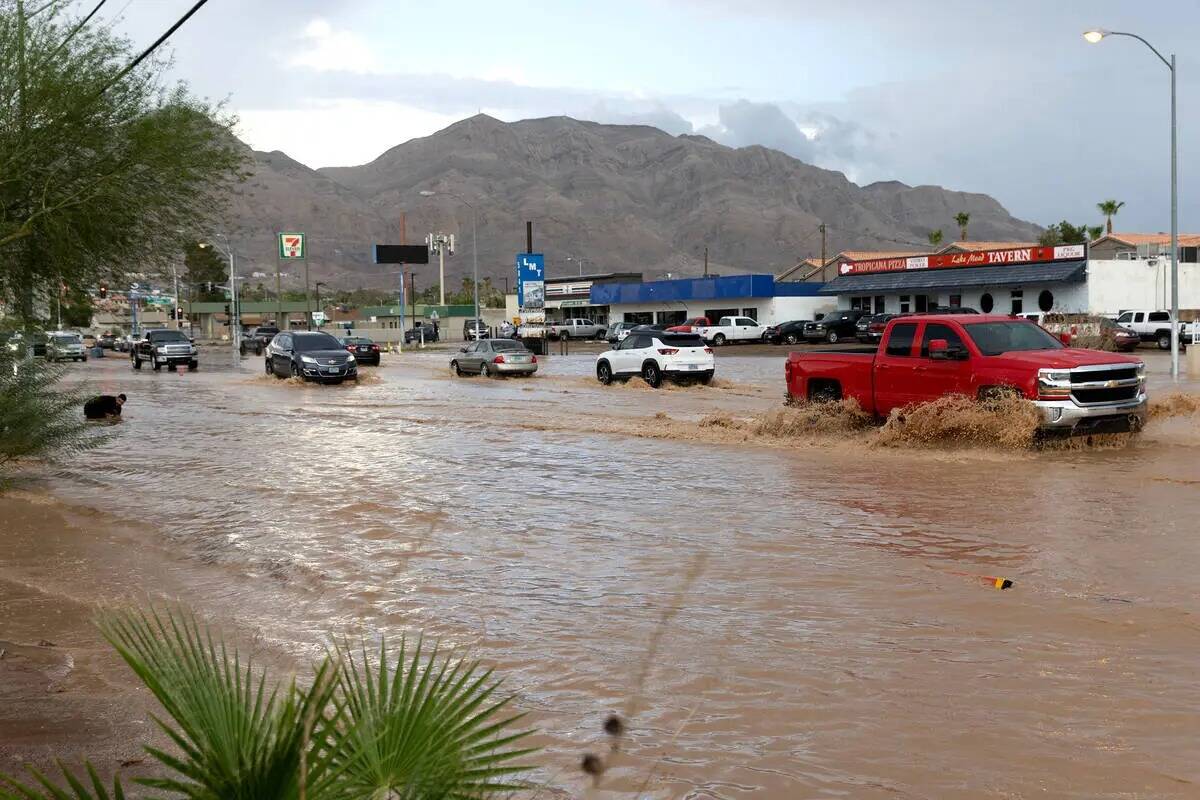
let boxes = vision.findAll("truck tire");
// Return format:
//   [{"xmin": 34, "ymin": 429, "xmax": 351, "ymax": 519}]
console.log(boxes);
[
  {"xmin": 713, "ymin": 333, "xmax": 726, "ymax": 346},
  {"xmin": 188, "ymin": 360, "xmax": 198, "ymax": 372},
  {"xmin": 808, "ymin": 380, "xmax": 841, "ymax": 403},
  {"xmin": 784, "ymin": 333, "xmax": 799, "ymax": 345},
  {"xmin": 239, "ymin": 343, "xmax": 247, "ymax": 356},
  {"xmin": 132, "ymin": 355, "xmax": 142, "ymax": 370},
  {"xmin": 152, "ymin": 359, "xmax": 162, "ymax": 371},
  {"xmin": 290, "ymin": 362, "xmax": 301, "ymax": 380},
  {"xmin": 254, "ymin": 342, "xmax": 263, "ymax": 355},
  {"xmin": 597, "ymin": 360, "xmax": 613, "ymax": 385},
  {"xmin": 265, "ymin": 359, "xmax": 273, "ymax": 375},
  {"xmin": 641, "ymin": 361, "xmax": 663, "ymax": 388},
  {"xmin": 1157, "ymin": 331, "xmax": 1172, "ymax": 350},
  {"xmin": 826, "ymin": 330, "xmax": 839, "ymax": 343}
]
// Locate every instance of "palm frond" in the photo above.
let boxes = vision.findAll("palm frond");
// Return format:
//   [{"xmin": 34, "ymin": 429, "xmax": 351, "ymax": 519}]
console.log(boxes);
[
  {"xmin": 96, "ymin": 607, "xmax": 340, "ymax": 800},
  {"xmin": 326, "ymin": 637, "xmax": 536, "ymax": 800},
  {"xmin": 0, "ymin": 761, "xmax": 124, "ymax": 800}
]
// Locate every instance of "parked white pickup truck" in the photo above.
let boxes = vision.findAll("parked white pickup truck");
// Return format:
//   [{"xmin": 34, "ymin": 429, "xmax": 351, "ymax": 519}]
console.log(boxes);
[
  {"xmin": 1114, "ymin": 309, "xmax": 1196, "ymax": 350},
  {"xmin": 547, "ymin": 318, "xmax": 605, "ymax": 340},
  {"xmin": 695, "ymin": 315, "xmax": 768, "ymax": 346}
]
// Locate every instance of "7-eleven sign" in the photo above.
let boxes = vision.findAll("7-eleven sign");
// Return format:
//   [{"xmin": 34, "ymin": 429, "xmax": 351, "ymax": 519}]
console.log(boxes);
[{"xmin": 278, "ymin": 232, "xmax": 305, "ymax": 259}]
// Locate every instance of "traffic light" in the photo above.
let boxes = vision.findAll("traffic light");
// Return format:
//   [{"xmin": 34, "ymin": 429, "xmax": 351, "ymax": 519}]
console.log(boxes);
[
  {"xmin": 224, "ymin": 303, "xmax": 231, "ymax": 317},
  {"xmin": 98, "ymin": 284, "xmax": 108, "ymax": 299}
]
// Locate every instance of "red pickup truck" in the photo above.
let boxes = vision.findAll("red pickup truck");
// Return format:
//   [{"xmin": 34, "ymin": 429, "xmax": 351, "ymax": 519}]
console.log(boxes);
[
  {"xmin": 666, "ymin": 317, "xmax": 711, "ymax": 334},
  {"xmin": 784, "ymin": 314, "xmax": 1147, "ymax": 434}
]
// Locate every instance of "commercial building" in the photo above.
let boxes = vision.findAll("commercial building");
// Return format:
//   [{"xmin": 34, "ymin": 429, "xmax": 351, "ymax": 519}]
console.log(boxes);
[
  {"xmin": 504, "ymin": 272, "xmax": 643, "ymax": 325},
  {"xmin": 589, "ymin": 273, "xmax": 832, "ymax": 326},
  {"xmin": 817, "ymin": 236, "xmax": 1200, "ymax": 316}
]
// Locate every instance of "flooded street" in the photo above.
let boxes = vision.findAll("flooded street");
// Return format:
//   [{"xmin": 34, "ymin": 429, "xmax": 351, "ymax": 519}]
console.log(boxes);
[{"xmin": 3, "ymin": 346, "xmax": 1200, "ymax": 798}]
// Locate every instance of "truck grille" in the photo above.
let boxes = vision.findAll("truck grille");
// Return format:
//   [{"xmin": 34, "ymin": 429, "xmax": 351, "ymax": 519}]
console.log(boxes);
[
  {"xmin": 1072, "ymin": 386, "xmax": 1139, "ymax": 404},
  {"xmin": 1071, "ymin": 367, "xmax": 1137, "ymax": 383}
]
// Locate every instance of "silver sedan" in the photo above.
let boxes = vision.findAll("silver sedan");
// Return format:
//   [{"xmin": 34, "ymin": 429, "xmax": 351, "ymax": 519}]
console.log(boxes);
[{"xmin": 451, "ymin": 339, "xmax": 538, "ymax": 377}]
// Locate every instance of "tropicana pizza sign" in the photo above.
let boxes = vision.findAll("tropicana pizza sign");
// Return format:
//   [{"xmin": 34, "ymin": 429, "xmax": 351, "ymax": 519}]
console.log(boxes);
[{"xmin": 839, "ymin": 244, "xmax": 1086, "ymax": 276}]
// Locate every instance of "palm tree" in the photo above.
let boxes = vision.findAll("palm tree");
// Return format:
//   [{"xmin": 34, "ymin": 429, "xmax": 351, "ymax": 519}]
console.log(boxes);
[
  {"xmin": 927, "ymin": 229, "xmax": 944, "ymax": 248},
  {"xmin": 1097, "ymin": 199, "xmax": 1124, "ymax": 234},
  {"xmin": 1087, "ymin": 225, "xmax": 1105, "ymax": 241},
  {"xmin": 0, "ymin": 607, "xmax": 535, "ymax": 799},
  {"xmin": 954, "ymin": 212, "xmax": 970, "ymax": 241}
]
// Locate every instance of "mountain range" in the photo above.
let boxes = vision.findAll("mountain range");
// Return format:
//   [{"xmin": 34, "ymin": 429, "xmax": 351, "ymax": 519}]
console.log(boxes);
[{"xmin": 223, "ymin": 114, "xmax": 1041, "ymax": 290}]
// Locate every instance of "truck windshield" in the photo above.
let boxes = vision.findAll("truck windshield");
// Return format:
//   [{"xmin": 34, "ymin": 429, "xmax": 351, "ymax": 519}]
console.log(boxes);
[
  {"xmin": 148, "ymin": 331, "xmax": 188, "ymax": 343},
  {"xmin": 963, "ymin": 322, "xmax": 1064, "ymax": 355}
]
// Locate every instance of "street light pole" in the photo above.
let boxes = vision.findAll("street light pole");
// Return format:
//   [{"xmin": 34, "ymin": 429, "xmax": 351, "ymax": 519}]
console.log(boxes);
[
  {"xmin": 314, "ymin": 281, "xmax": 326, "ymax": 328},
  {"xmin": 1085, "ymin": 29, "xmax": 1180, "ymax": 379},
  {"xmin": 420, "ymin": 190, "xmax": 480, "ymax": 327}
]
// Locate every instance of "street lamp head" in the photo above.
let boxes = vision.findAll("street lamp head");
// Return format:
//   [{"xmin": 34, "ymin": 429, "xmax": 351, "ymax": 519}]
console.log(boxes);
[
  {"xmin": 198, "ymin": 242, "xmax": 209, "ymax": 249},
  {"xmin": 1083, "ymin": 29, "xmax": 1108, "ymax": 44}
]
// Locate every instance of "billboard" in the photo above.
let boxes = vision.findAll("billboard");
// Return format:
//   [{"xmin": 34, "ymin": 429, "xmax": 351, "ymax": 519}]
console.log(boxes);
[
  {"xmin": 372, "ymin": 244, "xmax": 430, "ymax": 264},
  {"xmin": 517, "ymin": 253, "xmax": 544, "ymax": 309},
  {"xmin": 840, "ymin": 244, "xmax": 1086, "ymax": 276}
]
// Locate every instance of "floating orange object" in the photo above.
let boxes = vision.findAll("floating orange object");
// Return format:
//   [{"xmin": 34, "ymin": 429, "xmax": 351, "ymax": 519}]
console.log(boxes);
[{"xmin": 942, "ymin": 569, "xmax": 1013, "ymax": 590}]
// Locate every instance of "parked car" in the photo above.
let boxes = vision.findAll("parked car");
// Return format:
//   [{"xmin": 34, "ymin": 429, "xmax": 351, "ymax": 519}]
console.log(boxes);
[
  {"xmin": 547, "ymin": 318, "xmax": 606, "ymax": 340},
  {"xmin": 97, "ymin": 333, "xmax": 118, "ymax": 350},
  {"xmin": 594, "ymin": 331, "xmax": 715, "ymax": 387},
  {"xmin": 802, "ymin": 309, "xmax": 869, "ymax": 344},
  {"xmin": 265, "ymin": 331, "xmax": 357, "ymax": 383},
  {"xmin": 46, "ymin": 332, "xmax": 87, "ymax": 362},
  {"xmin": 695, "ymin": 316, "xmax": 767, "ymax": 346},
  {"xmin": 0, "ymin": 332, "xmax": 27, "ymax": 357},
  {"xmin": 340, "ymin": 335, "xmax": 381, "ymax": 365},
  {"xmin": 665, "ymin": 316, "xmax": 712, "ymax": 334},
  {"xmin": 240, "ymin": 326, "xmax": 280, "ymax": 355},
  {"xmin": 463, "ymin": 319, "xmax": 491, "ymax": 340},
  {"xmin": 785, "ymin": 314, "xmax": 1147, "ymax": 435},
  {"xmin": 858, "ymin": 313, "xmax": 908, "ymax": 344},
  {"xmin": 764, "ymin": 320, "xmax": 811, "ymax": 345},
  {"xmin": 450, "ymin": 338, "xmax": 537, "ymax": 377},
  {"xmin": 854, "ymin": 314, "xmax": 878, "ymax": 343},
  {"xmin": 131, "ymin": 329, "xmax": 198, "ymax": 371},
  {"xmin": 1023, "ymin": 313, "xmax": 1141, "ymax": 353},
  {"xmin": 403, "ymin": 323, "xmax": 438, "ymax": 344},
  {"xmin": 606, "ymin": 321, "xmax": 638, "ymax": 343},
  {"xmin": 1113, "ymin": 309, "xmax": 1196, "ymax": 350}
]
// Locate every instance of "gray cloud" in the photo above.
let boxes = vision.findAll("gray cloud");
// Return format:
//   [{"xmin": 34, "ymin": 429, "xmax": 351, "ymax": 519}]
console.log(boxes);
[{"xmin": 700, "ymin": 100, "xmax": 815, "ymax": 161}]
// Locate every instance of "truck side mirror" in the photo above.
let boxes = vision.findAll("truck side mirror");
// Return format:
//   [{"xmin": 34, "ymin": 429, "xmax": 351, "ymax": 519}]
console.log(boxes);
[{"xmin": 928, "ymin": 339, "xmax": 950, "ymax": 360}]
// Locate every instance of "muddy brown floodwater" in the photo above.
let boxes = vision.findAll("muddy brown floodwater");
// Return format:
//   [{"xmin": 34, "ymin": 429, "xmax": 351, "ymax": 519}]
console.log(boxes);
[{"xmin": 2, "ymin": 347, "xmax": 1200, "ymax": 798}]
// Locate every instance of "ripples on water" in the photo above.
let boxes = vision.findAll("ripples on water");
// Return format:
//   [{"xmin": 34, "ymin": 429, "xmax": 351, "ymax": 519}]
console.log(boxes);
[{"xmin": 44, "ymin": 353, "xmax": 1200, "ymax": 798}]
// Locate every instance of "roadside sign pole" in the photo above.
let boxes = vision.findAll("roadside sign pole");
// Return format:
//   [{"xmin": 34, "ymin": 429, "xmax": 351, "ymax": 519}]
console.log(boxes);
[{"xmin": 398, "ymin": 272, "xmax": 405, "ymax": 354}]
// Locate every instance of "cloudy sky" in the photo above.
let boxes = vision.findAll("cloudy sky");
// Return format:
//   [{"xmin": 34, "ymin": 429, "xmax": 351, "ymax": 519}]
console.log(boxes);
[{"xmin": 88, "ymin": 0, "xmax": 1196, "ymax": 232}]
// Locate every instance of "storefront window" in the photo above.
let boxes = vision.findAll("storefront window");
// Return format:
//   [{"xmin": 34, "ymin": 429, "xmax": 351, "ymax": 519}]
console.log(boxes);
[
  {"xmin": 1037, "ymin": 290, "xmax": 1054, "ymax": 312},
  {"xmin": 874, "ymin": 296, "xmax": 885, "ymax": 313},
  {"xmin": 899, "ymin": 295, "xmax": 911, "ymax": 313},
  {"xmin": 741, "ymin": 307, "xmax": 758, "ymax": 320},
  {"xmin": 949, "ymin": 294, "xmax": 962, "ymax": 308},
  {"xmin": 915, "ymin": 295, "xmax": 929, "ymax": 312},
  {"xmin": 980, "ymin": 293, "xmax": 994, "ymax": 313},
  {"xmin": 1011, "ymin": 290, "xmax": 1023, "ymax": 315},
  {"xmin": 624, "ymin": 312, "xmax": 654, "ymax": 324}
]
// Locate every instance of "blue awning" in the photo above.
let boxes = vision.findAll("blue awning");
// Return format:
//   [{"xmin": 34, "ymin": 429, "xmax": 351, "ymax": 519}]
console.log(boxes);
[{"xmin": 818, "ymin": 261, "xmax": 1087, "ymax": 294}]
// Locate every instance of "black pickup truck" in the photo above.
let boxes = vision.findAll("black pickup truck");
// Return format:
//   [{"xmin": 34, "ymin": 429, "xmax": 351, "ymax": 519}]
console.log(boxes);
[
  {"xmin": 131, "ymin": 329, "xmax": 198, "ymax": 371},
  {"xmin": 240, "ymin": 326, "xmax": 280, "ymax": 355}
]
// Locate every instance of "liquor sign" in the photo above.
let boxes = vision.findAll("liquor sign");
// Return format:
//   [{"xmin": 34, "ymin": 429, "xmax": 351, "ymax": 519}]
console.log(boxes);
[
  {"xmin": 840, "ymin": 244, "xmax": 1086, "ymax": 276},
  {"xmin": 517, "ymin": 253, "xmax": 545, "ymax": 310},
  {"xmin": 278, "ymin": 232, "xmax": 306, "ymax": 259}
]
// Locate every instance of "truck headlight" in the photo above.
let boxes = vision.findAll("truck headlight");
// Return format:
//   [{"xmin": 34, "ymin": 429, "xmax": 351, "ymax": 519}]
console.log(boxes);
[
  {"xmin": 1136, "ymin": 362, "xmax": 1146, "ymax": 380},
  {"xmin": 300, "ymin": 355, "xmax": 317, "ymax": 364}
]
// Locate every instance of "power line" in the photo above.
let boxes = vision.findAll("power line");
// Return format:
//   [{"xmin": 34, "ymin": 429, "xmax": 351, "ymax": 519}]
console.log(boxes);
[
  {"xmin": 96, "ymin": 0, "xmax": 210, "ymax": 96},
  {"xmin": 44, "ymin": 0, "xmax": 107, "ymax": 62}
]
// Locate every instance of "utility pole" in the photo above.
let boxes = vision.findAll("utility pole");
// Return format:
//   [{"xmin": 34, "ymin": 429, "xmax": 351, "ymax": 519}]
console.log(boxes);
[
  {"xmin": 410, "ymin": 271, "xmax": 417, "ymax": 324},
  {"xmin": 275, "ymin": 261, "xmax": 282, "ymax": 328},
  {"xmin": 819, "ymin": 223, "xmax": 827, "ymax": 280},
  {"xmin": 171, "ymin": 265, "xmax": 181, "ymax": 330},
  {"xmin": 704, "ymin": 246, "xmax": 709, "ymax": 277}
]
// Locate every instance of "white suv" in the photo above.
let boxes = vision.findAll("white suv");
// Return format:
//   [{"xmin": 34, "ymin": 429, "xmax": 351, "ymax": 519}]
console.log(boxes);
[{"xmin": 595, "ymin": 331, "xmax": 715, "ymax": 387}]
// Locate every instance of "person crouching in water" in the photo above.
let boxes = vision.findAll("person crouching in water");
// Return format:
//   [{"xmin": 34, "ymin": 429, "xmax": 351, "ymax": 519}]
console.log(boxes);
[{"xmin": 84, "ymin": 393, "xmax": 126, "ymax": 420}]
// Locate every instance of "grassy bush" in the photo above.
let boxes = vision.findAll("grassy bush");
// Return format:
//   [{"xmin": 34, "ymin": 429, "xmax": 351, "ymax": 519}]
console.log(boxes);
[{"xmin": 0, "ymin": 608, "xmax": 535, "ymax": 799}]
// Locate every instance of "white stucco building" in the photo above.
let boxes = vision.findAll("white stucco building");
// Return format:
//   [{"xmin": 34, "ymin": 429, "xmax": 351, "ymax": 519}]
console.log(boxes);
[{"xmin": 817, "ymin": 235, "xmax": 1200, "ymax": 316}]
